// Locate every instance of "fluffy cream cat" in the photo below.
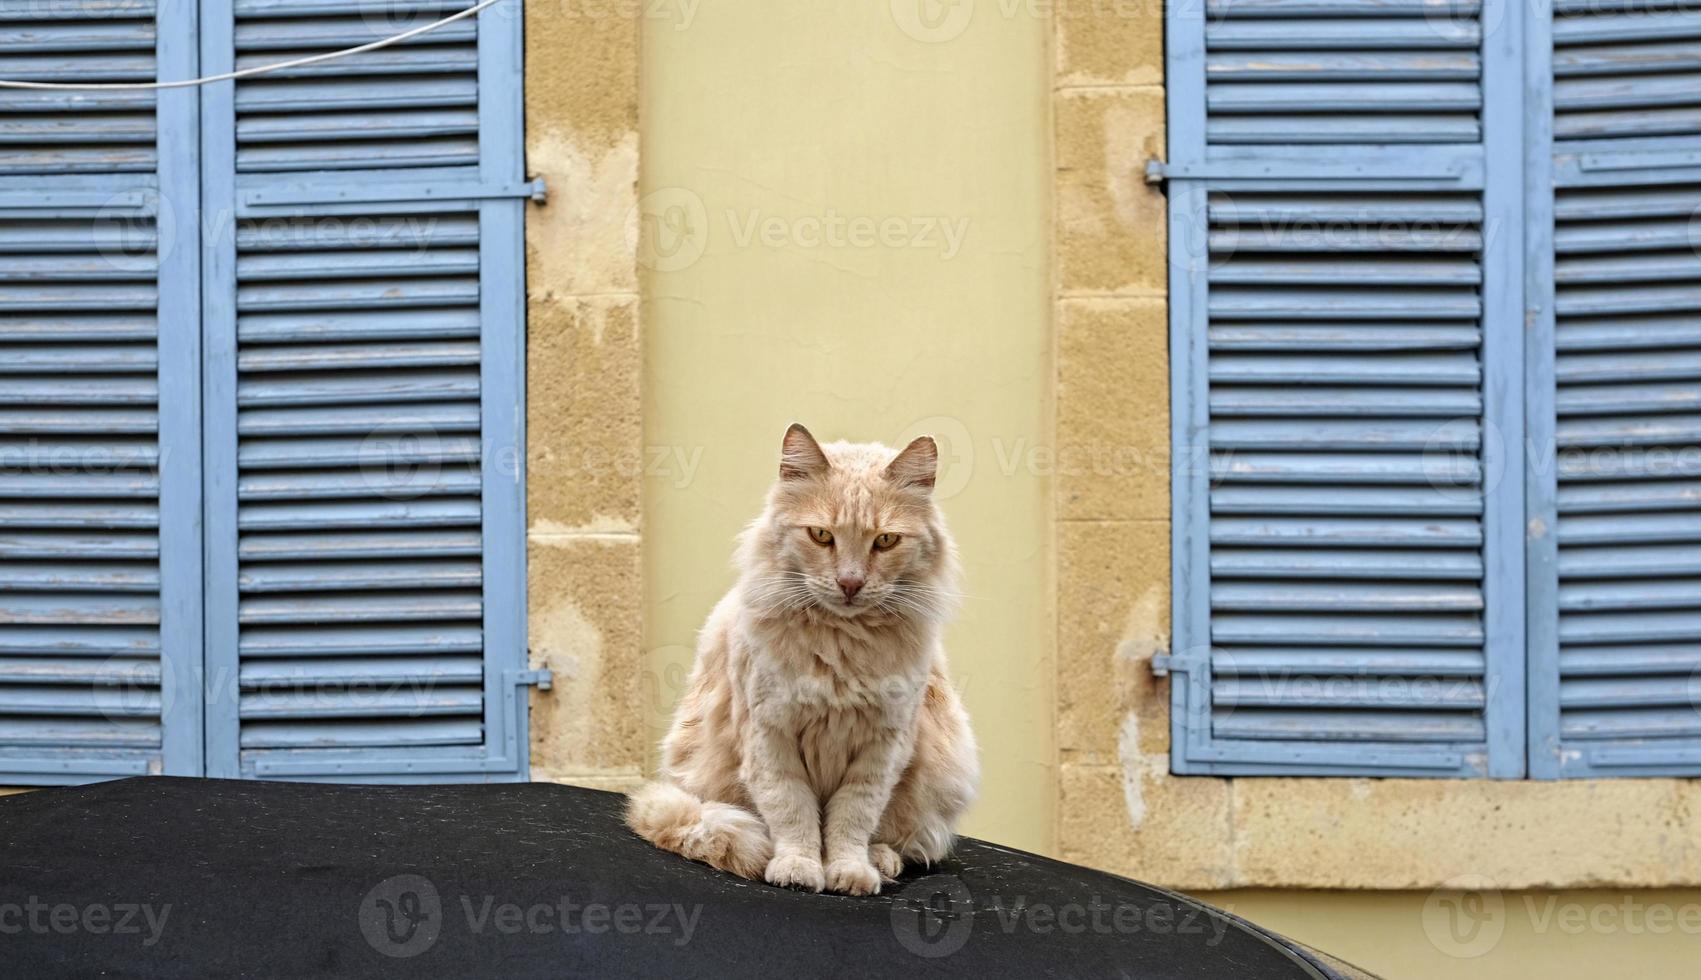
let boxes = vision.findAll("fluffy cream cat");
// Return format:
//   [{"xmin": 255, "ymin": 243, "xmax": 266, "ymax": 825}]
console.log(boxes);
[{"xmin": 627, "ymin": 424, "xmax": 978, "ymax": 895}]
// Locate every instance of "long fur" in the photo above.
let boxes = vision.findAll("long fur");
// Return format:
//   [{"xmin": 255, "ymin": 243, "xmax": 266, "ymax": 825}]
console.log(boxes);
[
  {"xmin": 625, "ymin": 782, "xmax": 774, "ymax": 879},
  {"xmin": 626, "ymin": 426, "xmax": 979, "ymax": 895}
]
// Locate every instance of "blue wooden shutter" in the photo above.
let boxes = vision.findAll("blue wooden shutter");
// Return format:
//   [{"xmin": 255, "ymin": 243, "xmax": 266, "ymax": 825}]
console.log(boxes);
[
  {"xmin": 1164, "ymin": 0, "xmax": 1526, "ymax": 775},
  {"xmin": 0, "ymin": 0, "xmax": 202, "ymax": 783},
  {"xmin": 198, "ymin": 0, "xmax": 532, "ymax": 781},
  {"xmin": 1527, "ymin": 0, "xmax": 1701, "ymax": 777}
]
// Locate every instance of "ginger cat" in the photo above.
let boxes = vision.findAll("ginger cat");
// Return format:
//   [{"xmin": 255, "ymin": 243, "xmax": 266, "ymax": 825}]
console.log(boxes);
[{"xmin": 627, "ymin": 424, "xmax": 978, "ymax": 895}]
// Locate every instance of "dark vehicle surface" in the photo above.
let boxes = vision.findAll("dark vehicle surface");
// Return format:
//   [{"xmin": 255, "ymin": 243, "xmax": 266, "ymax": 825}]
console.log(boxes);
[{"xmin": 1, "ymin": 777, "xmax": 1376, "ymax": 978}]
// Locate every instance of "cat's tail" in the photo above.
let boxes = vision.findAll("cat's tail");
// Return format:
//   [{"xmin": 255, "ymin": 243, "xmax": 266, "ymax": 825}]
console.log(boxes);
[{"xmin": 626, "ymin": 781, "xmax": 773, "ymax": 880}]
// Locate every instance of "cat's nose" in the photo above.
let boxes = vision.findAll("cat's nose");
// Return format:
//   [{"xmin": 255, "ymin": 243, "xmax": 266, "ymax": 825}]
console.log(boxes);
[{"xmin": 837, "ymin": 575, "xmax": 865, "ymax": 601}]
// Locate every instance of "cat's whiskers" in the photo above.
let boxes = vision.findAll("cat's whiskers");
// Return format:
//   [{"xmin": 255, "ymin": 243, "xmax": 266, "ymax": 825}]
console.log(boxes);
[
  {"xmin": 874, "ymin": 582, "xmax": 952, "ymax": 622},
  {"xmin": 744, "ymin": 571, "xmax": 823, "ymax": 616}
]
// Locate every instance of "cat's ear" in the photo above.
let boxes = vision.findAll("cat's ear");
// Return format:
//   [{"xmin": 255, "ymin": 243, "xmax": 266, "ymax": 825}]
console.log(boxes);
[
  {"xmin": 885, "ymin": 436, "xmax": 937, "ymax": 493},
  {"xmin": 779, "ymin": 423, "xmax": 830, "ymax": 481}
]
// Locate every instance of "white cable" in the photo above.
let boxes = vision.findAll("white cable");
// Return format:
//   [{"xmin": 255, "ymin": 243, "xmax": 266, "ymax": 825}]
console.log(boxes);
[{"xmin": 0, "ymin": 0, "xmax": 504, "ymax": 91}]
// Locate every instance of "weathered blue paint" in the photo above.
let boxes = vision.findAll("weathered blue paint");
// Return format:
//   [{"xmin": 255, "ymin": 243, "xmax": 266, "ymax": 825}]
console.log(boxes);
[
  {"xmin": 1166, "ymin": 0, "xmax": 1518, "ymax": 776},
  {"xmin": 1165, "ymin": 0, "xmax": 1213, "ymax": 776},
  {"xmin": 1169, "ymin": 0, "xmax": 1701, "ymax": 780},
  {"xmin": 0, "ymin": 186, "xmax": 152, "ymax": 210},
  {"xmin": 0, "ymin": 1, "xmax": 160, "ymax": 177},
  {"xmin": 1153, "ymin": 147, "xmax": 1479, "ymax": 185},
  {"xmin": 1478, "ymin": 0, "xmax": 1528, "ymax": 777},
  {"xmin": 1526, "ymin": 34, "xmax": 1564, "ymax": 780},
  {"xmin": 1530, "ymin": 0, "xmax": 1701, "ymax": 779},
  {"xmin": 243, "ymin": 178, "xmax": 546, "ymax": 208},
  {"xmin": 226, "ymin": 10, "xmax": 482, "ymax": 174},
  {"xmin": 0, "ymin": 755, "xmax": 153, "ymax": 778},
  {"xmin": 187, "ymin": 0, "xmax": 533, "ymax": 783},
  {"xmin": 478, "ymin": 0, "xmax": 531, "ymax": 782},
  {"xmin": 156, "ymin": 0, "xmax": 205, "ymax": 778},
  {"xmin": 0, "ymin": 0, "xmax": 196, "ymax": 784},
  {"xmin": 199, "ymin": 0, "xmax": 243, "ymax": 779}
]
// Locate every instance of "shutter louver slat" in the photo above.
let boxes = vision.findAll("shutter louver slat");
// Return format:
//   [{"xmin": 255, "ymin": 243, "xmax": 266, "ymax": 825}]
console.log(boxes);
[
  {"xmin": 1196, "ymin": 191, "xmax": 1496, "ymax": 764},
  {"xmin": 237, "ymin": 466, "xmax": 480, "ymax": 500},
  {"xmin": 0, "ymin": 191, "xmax": 175, "ymax": 773},
  {"xmin": 1170, "ymin": 0, "xmax": 1525, "ymax": 774},
  {"xmin": 0, "ymin": 2, "xmax": 157, "ymax": 175},
  {"xmin": 228, "ymin": 210, "xmax": 488, "ymax": 768},
  {"xmin": 196, "ymin": 0, "xmax": 527, "ymax": 781},
  {"xmin": 1544, "ymin": 167, "xmax": 1701, "ymax": 772},
  {"xmin": 240, "ymin": 718, "xmax": 482, "ymax": 749},
  {"xmin": 232, "ymin": 1, "xmax": 479, "ymax": 174},
  {"xmin": 1215, "ymin": 710, "xmax": 1483, "ymax": 741},
  {"xmin": 1552, "ymin": 2, "xmax": 1701, "ymax": 154},
  {"xmin": 1212, "ymin": 547, "xmax": 1483, "ymax": 577},
  {"xmin": 1203, "ymin": 1, "xmax": 1484, "ymax": 146},
  {"xmin": 1529, "ymin": 0, "xmax": 1701, "ymax": 774},
  {"xmin": 238, "ymin": 530, "xmax": 482, "ymax": 561}
]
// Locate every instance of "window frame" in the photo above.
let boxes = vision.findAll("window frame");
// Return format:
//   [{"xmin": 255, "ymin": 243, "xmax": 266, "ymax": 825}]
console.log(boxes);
[
  {"xmin": 1164, "ymin": 0, "xmax": 1530, "ymax": 778},
  {"xmin": 0, "ymin": 0, "xmax": 533, "ymax": 785}
]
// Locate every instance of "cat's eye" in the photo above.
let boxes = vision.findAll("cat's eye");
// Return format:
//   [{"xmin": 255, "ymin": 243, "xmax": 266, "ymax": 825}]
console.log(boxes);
[
  {"xmin": 808, "ymin": 527, "xmax": 834, "ymax": 546},
  {"xmin": 873, "ymin": 532, "xmax": 901, "ymax": 551}
]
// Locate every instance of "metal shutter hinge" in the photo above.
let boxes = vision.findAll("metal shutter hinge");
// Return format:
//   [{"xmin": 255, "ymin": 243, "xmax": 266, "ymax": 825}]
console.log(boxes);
[
  {"xmin": 1579, "ymin": 149, "xmax": 1701, "ymax": 173},
  {"xmin": 1144, "ymin": 156, "xmax": 1464, "ymax": 185},
  {"xmin": 1149, "ymin": 650, "xmax": 1202, "ymax": 677},
  {"xmin": 244, "ymin": 178, "xmax": 548, "ymax": 209},
  {"xmin": 508, "ymin": 667, "xmax": 553, "ymax": 691},
  {"xmin": 0, "ymin": 189, "xmax": 151, "ymax": 210}
]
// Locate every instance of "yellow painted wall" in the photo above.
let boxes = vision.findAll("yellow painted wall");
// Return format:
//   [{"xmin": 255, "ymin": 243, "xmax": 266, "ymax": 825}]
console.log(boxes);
[
  {"xmin": 1198, "ymin": 890, "xmax": 1701, "ymax": 980},
  {"xmin": 638, "ymin": 1, "xmax": 1055, "ymax": 853},
  {"xmin": 628, "ymin": 6, "xmax": 1701, "ymax": 978}
]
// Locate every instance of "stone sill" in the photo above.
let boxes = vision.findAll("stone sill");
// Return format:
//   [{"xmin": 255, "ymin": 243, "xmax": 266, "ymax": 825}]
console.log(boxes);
[{"xmin": 1060, "ymin": 763, "xmax": 1701, "ymax": 891}]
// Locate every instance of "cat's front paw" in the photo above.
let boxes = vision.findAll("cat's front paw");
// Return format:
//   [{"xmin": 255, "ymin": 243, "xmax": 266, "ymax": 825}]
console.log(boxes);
[
  {"xmin": 824, "ymin": 858, "xmax": 882, "ymax": 896},
  {"xmin": 869, "ymin": 843, "xmax": 904, "ymax": 882},
  {"xmin": 764, "ymin": 853, "xmax": 825, "ymax": 892}
]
